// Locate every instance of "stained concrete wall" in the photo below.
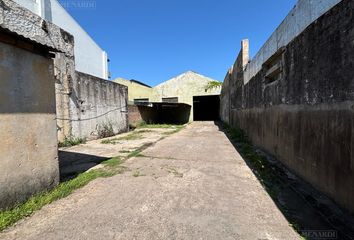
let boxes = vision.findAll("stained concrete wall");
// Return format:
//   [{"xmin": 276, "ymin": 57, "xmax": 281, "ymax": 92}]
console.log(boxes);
[
  {"xmin": 219, "ymin": 70, "xmax": 231, "ymax": 124},
  {"xmin": 54, "ymin": 52, "xmax": 76, "ymax": 142},
  {"xmin": 0, "ymin": 41, "xmax": 59, "ymax": 209},
  {"xmin": 11, "ymin": 0, "xmax": 130, "ymax": 142},
  {"xmin": 69, "ymin": 72, "xmax": 129, "ymax": 140},
  {"xmin": 0, "ymin": 0, "xmax": 75, "ymax": 210},
  {"xmin": 220, "ymin": 0, "xmax": 354, "ymax": 213},
  {"xmin": 244, "ymin": 0, "xmax": 342, "ymax": 84}
]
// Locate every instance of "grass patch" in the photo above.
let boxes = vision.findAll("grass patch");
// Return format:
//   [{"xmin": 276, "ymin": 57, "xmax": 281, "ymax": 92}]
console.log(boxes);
[
  {"xmin": 101, "ymin": 132, "xmax": 144, "ymax": 145},
  {"xmin": 117, "ymin": 132, "xmax": 144, "ymax": 141},
  {"xmin": 119, "ymin": 150, "xmax": 131, "ymax": 154},
  {"xmin": 129, "ymin": 120, "xmax": 146, "ymax": 130},
  {"xmin": 0, "ymin": 141, "xmax": 158, "ymax": 232},
  {"xmin": 101, "ymin": 138, "xmax": 120, "ymax": 145},
  {"xmin": 162, "ymin": 129, "xmax": 181, "ymax": 136},
  {"xmin": 0, "ymin": 156, "xmax": 125, "ymax": 232},
  {"xmin": 126, "ymin": 143, "xmax": 154, "ymax": 159},
  {"xmin": 58, "ymin": 137, "xmax": 86, "ymax": 148},
  {"xmin": 1, "ymin": 131, "xmax": 163, "ymax": 231},
  {"xmin": 138, "ymin": 123, "xmax": 184, "ymax": 129},
  {"xmin": 101, "ymin": 157, "xmax": 123, "ymax": 168},
  {"xmin": 103, "ymin": 123, "xmax": 184, "ymax": 145},
  {"xmin": 137, "ymin": 129, "xmax": 153, "ymax": 133},
  {"xmin": 127, "ymin": 149, "xmax": 145, "ymax": 158}
]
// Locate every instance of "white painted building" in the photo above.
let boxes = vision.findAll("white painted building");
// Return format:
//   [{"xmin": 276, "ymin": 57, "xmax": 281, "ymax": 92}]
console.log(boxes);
[{"xmin": 14, "ymin": 0, "xmax": 109, "ymax": 79}]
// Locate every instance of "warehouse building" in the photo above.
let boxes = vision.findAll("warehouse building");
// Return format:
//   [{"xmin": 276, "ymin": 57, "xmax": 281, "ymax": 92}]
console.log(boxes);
[{"xmin": 115, "ymin": 71, "xmax": 221, "ymax": 124}]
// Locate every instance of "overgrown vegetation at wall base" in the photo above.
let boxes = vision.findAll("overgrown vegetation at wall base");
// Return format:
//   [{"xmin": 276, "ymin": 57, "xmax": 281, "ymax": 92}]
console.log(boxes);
[
  {"xmin": 58, "ymin": 137, "xmax": 86, "ymax": 148},
  {"xmin": 162, "ymin": 129, "xmax": 182, "ymax": 136},
  {"xmin": 138, "ymin": 123, "xmax": 185, "ymax": 130},
  {"xmin": 221, "ymin": 123, "xmax": 276, "ymax": 187},
  {"xmin": 97, "ymin": 122, "xmax": 115, "ymax": 139},
  {"xmin": 0, "ymin": 137, "xmax": 162, "ymax": 232},
  {"xmin": 0, "ymin": 157, "xmax": 124, "ymax": 232},
  {"xmin": 220, "ymin": 123, "xmax": 308, "ymax": 238},
  {"xmin": 101, "ymin": 132, "xmax": 144, "ymax": 144},
  {"xmin": 102, "ymin": 124, "xmax": 185, "ymax": 144}
]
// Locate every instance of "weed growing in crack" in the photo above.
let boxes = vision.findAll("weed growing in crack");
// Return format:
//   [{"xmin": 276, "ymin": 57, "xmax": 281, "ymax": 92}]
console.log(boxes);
[
  {"xmin": 167, "ymin": 167, "xmax": 183, "ymax": 178},
  {"xmin": 101, "ymin": 132, "xmax": 144, "ymax": 145},
  {"xmin": 119, "ymin": 150, "xmax": 131, "ymax": 154},
  {"xmin": 132, "ymin": 171, "xmax": 145, "ymax": 177},
  {"xmin": 97, "ymin": 122, "xmax": 115, "ymax": 139},
  {"xmin": 59, "ymin": 137, "xmax": 86, "ymax": 148}
]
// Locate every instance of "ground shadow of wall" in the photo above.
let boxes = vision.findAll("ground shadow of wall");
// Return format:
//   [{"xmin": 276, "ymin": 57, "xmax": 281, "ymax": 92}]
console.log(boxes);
[
  {"xmin": 58, "ymin": 151, "xmax": 110, "ymax": 182},
  {"xmin": 214, "ymin": 121, "xmax": 354, "ymax": 240}
]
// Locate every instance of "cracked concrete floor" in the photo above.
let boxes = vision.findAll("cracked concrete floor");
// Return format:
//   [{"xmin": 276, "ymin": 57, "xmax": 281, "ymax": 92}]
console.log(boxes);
[{"xmin": 0, "ymin": 122, "xmax": 300, "ymax": 240}]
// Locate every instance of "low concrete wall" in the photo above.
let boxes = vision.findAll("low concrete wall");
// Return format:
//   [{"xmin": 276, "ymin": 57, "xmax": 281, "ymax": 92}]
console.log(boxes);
[
  {"xmin": 69, "ymin": 72, "xmax": 129, "ymax": 140},
  {"xmin": 221, "ymin": 0, "xmax": 354, "ymax": 213},
  {"xmin": 0, "ymin": 40, "xmax": 59, "ymax": 209}
]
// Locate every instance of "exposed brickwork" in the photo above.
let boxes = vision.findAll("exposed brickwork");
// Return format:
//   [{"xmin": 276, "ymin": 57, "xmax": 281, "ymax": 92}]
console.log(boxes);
[{"xmin": 128, "ymin": 105, "xmax": 143, "ymax": 126}]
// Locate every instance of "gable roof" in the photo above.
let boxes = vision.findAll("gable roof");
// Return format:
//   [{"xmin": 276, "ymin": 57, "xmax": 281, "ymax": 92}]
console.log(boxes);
[{"xmin": 155, "ymin": 71, "xmax": 218, "ymax": 88}]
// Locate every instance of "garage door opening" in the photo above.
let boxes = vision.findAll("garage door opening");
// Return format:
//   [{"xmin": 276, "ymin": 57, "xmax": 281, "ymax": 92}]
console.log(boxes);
[
  {"xmin": 193, "ymin": 95, "xmax": 220, "ymax": 121},
  {"xmin": 137, "ymin": 103, "xmax": 191, "ymax": 125}
]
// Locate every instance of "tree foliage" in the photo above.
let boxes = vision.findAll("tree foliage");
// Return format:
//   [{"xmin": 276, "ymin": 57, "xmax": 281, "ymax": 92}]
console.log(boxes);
[{"xmin": 205, "ymin": 81, "xmax": 223, "ymax": 92}]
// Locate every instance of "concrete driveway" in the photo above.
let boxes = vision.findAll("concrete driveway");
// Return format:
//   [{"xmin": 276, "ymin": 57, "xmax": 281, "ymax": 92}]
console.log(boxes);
[{"xmin": 0, "ymin": 122, "xmax": 299, "ymax": 240}]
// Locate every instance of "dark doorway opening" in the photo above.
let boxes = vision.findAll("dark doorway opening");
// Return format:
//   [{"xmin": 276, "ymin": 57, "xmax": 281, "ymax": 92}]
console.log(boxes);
[
  {"xmin": 138, "ymin": 103, "xmax": 191, "ymax": 124},
  {"xmin": 193, "ymin": 95, "xmax": 220, "ymax": 121}
]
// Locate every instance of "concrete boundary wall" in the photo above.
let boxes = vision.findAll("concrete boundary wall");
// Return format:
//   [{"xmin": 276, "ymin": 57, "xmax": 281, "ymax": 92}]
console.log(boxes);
[
  {"xmin": 69, "ymin": 72, "xmax": 129, "ymax": 140},
  {"xmin": 244, "ymin": 0, "xmax": 342, "ymax": 84},
  {"xmin": 0, "ymin": 0, "xmax": 71, "ymax": 209},
  {"xmin": 221, "ymin": 0, "xmax": 354, "ymax": 213}
]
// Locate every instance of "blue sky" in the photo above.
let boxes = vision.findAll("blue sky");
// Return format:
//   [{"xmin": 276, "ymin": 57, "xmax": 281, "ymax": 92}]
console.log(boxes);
[{"xmin": 62, "ymin": 0, "xmax": 297, "ymax": 86}]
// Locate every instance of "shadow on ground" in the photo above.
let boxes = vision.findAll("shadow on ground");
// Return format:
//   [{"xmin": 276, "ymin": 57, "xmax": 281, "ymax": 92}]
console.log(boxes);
[
  {"xmin": 215, "ymin": 121, "xmax": 354, "ymax": 240},
  {"xmin": 59, "ymin": 151, "xmax": 109, "ymax": 182}
]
